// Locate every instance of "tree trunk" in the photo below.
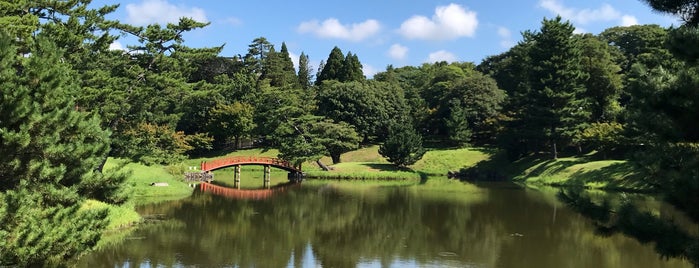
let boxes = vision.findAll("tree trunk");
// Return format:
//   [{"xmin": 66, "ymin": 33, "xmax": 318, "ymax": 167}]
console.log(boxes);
[
  {"xmin": 331, "ymin": 153, "xmax": 341, "ymax": 164},
  {"xmin": 234, "ymin": 135, "xmax": 240, "ymax": 150},
  {"xmin": 552, "ymin": 142, "xmax": 558, "ymax": 160},
  {"xmin": 316, "ymin": 159, "xmax": 331, "ymax": 171}
]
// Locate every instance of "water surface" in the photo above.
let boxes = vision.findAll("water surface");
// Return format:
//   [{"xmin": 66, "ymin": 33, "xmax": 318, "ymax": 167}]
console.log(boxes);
[{"xmin": 77, "ymin": 181, "xmax": 693, "ymax": 267}]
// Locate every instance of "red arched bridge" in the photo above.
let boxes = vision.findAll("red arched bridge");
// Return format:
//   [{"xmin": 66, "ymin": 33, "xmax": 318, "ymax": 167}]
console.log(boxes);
[
  {"xmin": 191, "ymin": 156, "xmax": 304, "ymax": 188},
  {"xmin": 200, "ymin": 156, "xmax": 302, "ymax": 173}
]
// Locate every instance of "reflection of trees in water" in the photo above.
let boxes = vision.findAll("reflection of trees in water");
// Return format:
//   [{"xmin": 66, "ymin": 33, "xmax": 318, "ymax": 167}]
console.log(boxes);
[
  {"xmin": 558, "ymin": 188, "xmax": 699, "ymax": 267},
  {"xmin": 77, "ymin": 184, "xmax": 695, "ymax": 267}
]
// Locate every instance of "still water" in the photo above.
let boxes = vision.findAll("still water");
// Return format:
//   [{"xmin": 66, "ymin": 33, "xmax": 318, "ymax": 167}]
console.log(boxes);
[{"xmin": 77, "ymin": 181, "xmax": 694, "ymax": 267}]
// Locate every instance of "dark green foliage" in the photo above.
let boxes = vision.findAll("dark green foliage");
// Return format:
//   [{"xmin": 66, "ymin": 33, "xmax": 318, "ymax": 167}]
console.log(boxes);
[
  {"xmin": 297, "ymin": 52, "xmax": 313, "ymax": 89},
  {"xmin": 379, "ymin": 122, "xmax": 426, "ymax": 167},
  {"xmin": 641, "ymin": 0, "xmax": 699, "ymax": 25},
  {"xmin": 207, "ymin": 101, "xmax": 255, "ymax": 149},
  {"xmin": 578, "ymin": 34, "xmax": 623, "ymax": 122},
  {"xmin": 445, "ymin": 99, "xmax": 472, "ymax": 146},
  {"xmin": 311, "ymin": 120, "xmax": 361, "ymax": 164},
  {"xmin": 340, "ymin": 52, "xmax": 365, "ymax": 82},
  {"xmin": 511, "ymin": 16, "xmax": 589, "ymax": 159},
  {"xmin": 316, "ymin": 46, "xmax": 345, "ymax": 85},
  {"xmin": 667, "ymin": 25, "xmax": 699, "ymax": 63},
  {"xmin": 0, "ymin": 34, "xmax": 120, "ymax": 266},
  {"xmin": 317, "ymin": 80, "xmax": 408, "ymax": 142}
]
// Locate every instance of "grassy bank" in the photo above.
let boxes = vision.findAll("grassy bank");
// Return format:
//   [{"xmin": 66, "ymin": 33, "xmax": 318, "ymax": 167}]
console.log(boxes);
[
  {"xmin": 306, "ymin": 145, "xmax": 491, "ymax": 180},
  {"xmin": 461, "ymin": 151, "xmax": 653, "ymax": 192}
]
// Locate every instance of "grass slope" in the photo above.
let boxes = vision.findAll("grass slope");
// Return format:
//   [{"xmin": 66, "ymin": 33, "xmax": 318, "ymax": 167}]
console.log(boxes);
[
  {"xmin": 463, "ymin": 151, "xmax": 652, "ymax": 192},
  {"xmin": 306, "ymin": 145, "xmax": 491, "ymax": 180}
]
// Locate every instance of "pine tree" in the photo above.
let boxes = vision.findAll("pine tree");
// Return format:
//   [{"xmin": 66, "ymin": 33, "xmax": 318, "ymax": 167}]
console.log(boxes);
[
  {"xmin": 297, "ymin": 52, "xmax": 313, "ymax": 89},
  {"xmin": 379, "ymin": 122, "xmax": 426, "ymax": 167},
  {"xmin": 316, "ymin": 46, "xmax": 344, "ymax": 85},
  {"xmin": 278, "ymin": 42, "xmax": 299, "ymax": 88},
  {"xmin": 445, "ymin": 99, "xmax": 472, "ymax": 146},
  {"xmin": 341, "ymin": 52, "xmax": 365, "ymax": 82},
  {"xmin": 0, "ymin": 34, "xmax": 121, "ymax": 266},
  {"xmin": 524, "ymin": 16, "xmax": 589, "ymax": 159}
]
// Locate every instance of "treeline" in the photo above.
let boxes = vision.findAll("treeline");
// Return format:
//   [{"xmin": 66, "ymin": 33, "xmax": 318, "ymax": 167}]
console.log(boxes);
[{"xmin": 1, "ymin": 0, "xmax": 698, "ymax": 265}]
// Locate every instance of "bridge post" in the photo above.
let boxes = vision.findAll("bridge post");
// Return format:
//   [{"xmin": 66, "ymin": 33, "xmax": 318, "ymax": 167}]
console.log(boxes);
[
  {"xmin": 234, "ymin": 165, "xmax": 241, "ymax": 189},
  {"xmin": 263, "ymin": 165, "xmax": 271, "ymax": 188}
]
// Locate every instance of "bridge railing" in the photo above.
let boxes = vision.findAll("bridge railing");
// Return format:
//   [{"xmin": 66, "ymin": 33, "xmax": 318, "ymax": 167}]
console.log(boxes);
[{"xmin": 200, "ymin": 156, "xmax": 300, "ymax": 172}]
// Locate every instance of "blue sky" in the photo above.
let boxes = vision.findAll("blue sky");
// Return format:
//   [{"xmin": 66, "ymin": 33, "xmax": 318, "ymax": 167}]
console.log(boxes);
[{"xmin": 95, "ymin": 0, "xmax": 679, "ymax": 77}]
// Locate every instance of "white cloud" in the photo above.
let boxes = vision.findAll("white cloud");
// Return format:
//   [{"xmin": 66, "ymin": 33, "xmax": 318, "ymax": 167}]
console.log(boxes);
[
  {"xmin": 109, "ymin": 41, "xmax": 124, "ymax": 51},
  {"xmin": 388, "ymin": 44, "xmax": 408, "ymax": 60},
  {"xmin": 297, "ymin": 18, "xmax": 381, "ymax": 42},
  {"xmin": 497, "ymin": 26, "xmax": 511, "ymax": 38},
  {"xmin": 399, "ymin": 3, "xmax": 478, "ymax": 41},
  {"xmin": 538, "ymin": 0, "xmax": 638, "ymax": 27},
  {"xmin": 621, "ymin": 15, "xmax": 639, "ymax": 26},
  {"xmin": 363, "ymin": 64, "xmax": 378, "ymax": 78},
  {"xmin": 126, "ymin": 0, "xmax": 208, "ymax": 25},
  {"xmin": 426, "ymin": 50, "xmax": 457, "ymax": 63}
]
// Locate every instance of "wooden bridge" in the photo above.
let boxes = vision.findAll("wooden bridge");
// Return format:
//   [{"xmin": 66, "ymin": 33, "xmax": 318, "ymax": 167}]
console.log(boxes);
[
  {"xmin": 199, "ymin": 182, "xmax": 298, "ymax": 200},
  {"xmin": 197, "ymin": 156, "xmax": 304, "ymax": 188},
  {"xmin": 200, "ymin": 156, "xmax": 302, "ymax": 173}
]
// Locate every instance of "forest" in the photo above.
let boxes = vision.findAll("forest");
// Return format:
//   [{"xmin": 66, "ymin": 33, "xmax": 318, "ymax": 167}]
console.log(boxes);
[{"xmin": 1, "ymin": 0, "xmax": 698, "ymax": 266}]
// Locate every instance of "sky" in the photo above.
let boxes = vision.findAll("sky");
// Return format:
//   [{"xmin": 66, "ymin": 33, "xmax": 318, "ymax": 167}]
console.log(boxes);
[{"xmin": 95, "ymin": 0, "xmax": 680, "ymax": 77}]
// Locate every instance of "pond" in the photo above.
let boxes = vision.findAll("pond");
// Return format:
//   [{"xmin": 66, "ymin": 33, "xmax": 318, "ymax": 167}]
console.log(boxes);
[{"xmin": 76, "ymin": 180, "xmax": 695, "ymax": 267}]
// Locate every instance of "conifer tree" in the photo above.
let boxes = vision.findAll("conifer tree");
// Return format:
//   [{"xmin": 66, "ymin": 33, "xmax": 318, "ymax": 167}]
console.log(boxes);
[
  {"xmin": 379, "ymin": 122, "xmax": 426, "ymax": 167},
  {"xmin": 522, "ymin": 16, "xmax": 589, "ymax": 159},
  {"xmin": 341, "ymin": 52, "xmax": 365, "ymax": 82},
  {"xmin": 316, "ymin": 46, "xmax": 344, "ymax": 85},
  {"xmin": 297, "ymin": 52, "xmax": 313, "ymax": 89},
  {"xmin": 0, "ymin": 34, "xmax": 121, "ymax": 266},
  {"xmin": 278, "ymin": 42, "xmax": 299, "ymax": 88}
]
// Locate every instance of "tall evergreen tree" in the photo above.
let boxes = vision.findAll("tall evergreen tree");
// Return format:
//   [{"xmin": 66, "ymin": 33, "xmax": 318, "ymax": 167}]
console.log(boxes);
[
  {"xmin": 278, "ymin": 42, "xmax": 299, "ymax": 88},
  {"xmin": 579, "ymin": 34, "xmax": 623, "ymax": 122},
  {"xmin": 316, "ymin": 46, "xmax": 344, "ymax": 85},
  {"xmin": 522, "ymin": 16, "xmax": 589, "ymax": 159},
  {"xmin": 0, "ymin": 34, "xmax": 122, "ymax": 266},
  {"xmin": 297, "ymin": 52, "xmax": 313, "ymax": 89},
  {"xmin": 340, "ymin": 52, "xmax": 365, "ymax": 82},
  {"xmin": 379, "ymin": 122, "xmax": 426, "ymax": 167},
  {"xmin": 244, "ymin": 37, "xmax": 273, "ymax": 76}
]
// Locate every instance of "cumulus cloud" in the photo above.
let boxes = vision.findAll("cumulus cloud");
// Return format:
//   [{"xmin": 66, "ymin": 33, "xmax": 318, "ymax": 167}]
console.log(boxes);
[
  {"xmin": 223, "ymin": 17, "xmax": 242, "ymax": 26},
  {"xmin": 427, "ymin": 50, "xmax": 457, "ymax": 63},
  {"xmin": 126, "ymin": 0, "xmax": 208, "ymax": 25},
  {"xmin": 388, "ymin": 44, "xmax": 408, "ymax": 60},
  {"xmin": 109, "ymin": 41, "xmax": 124, "ymax": 51},
  {"xmin": 297, "ymin": 18, "xmax": 381, "ymax": 42},
  {"xmin": 538, "ymin": 0, "xmax": 638, "ymax": 27},
  {"xmin": 363, "ymin": 64, "xmax": 378, "ymax": 78},
  {"xmin": 399, "ymin": 3, "xmax": 478, "ymax": 41},
  {"xmin": 621, "ymin": 15, "xmax": 639, "ymax": 26}
]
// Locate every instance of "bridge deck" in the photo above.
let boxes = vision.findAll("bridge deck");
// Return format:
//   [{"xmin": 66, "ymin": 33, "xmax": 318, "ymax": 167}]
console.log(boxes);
[{"xmin": 200, "ymin": 156, "xmax": 301, "ymax": 173}]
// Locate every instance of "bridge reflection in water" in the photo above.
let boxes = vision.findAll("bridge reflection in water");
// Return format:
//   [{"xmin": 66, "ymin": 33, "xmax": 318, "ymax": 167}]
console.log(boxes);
[{"xmin": 199, "ymin": 182, "xmax": 299, "ymax": 200}]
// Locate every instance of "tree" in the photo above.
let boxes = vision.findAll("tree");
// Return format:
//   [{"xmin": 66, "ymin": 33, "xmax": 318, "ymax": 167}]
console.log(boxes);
[
  {"xmin": 379, "ymin": 122, "xmax": 426, "ymax": 167},
  {"xmin": 578, "ymin": 34, "xmax": 623, "ymax": 122},
  {"xmin": 640, "ymin": 0, "xmax": 699, "ymax": 24},
  {"xmin": 340, "ymin": 52, "xmax": 365, "ymax": 82},
  {"xmin": 0, "ymin": 34, "xmax": 123, "ymax": 266},
  {"xmin": 445, "ymin": 99, "xmax": 472, "ymax": 146},
  {"xmin": 207, "ymin": 102, "xmax": 255, "ymax": 149},
  {"xmin": 297, "ymin": 52, "xmax": 313, "ymax": 89},
  {"xmin": 278, "ymin": 42, "xmax": 299, "ymax": 88},
  {"xmin": 317, "ymin": 80, "xmax": 408, "ymax": 142},
  {"xmin": 244, "ymin": 37, "xmax": 273, "ymax": 76},
  {"xmin": 316, "ymin": 46, "xmax": 344, "ymax": 85},
  {"xmin": 522, "ymin": 16, "xmax": 589, "ymax": 159},
  {"xmin": 311, "ymin": 120, "xmax": 361, "ymax": 164}
]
